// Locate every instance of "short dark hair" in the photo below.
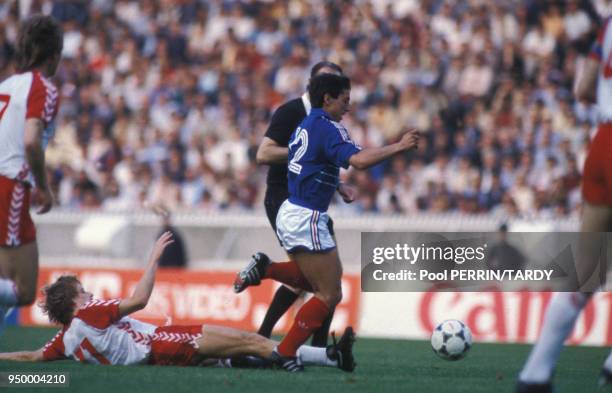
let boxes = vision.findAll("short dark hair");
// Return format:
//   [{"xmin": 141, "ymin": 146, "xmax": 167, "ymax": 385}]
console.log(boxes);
[
  {"xmin": 40, "ymin": 276, "xmax": 80, "ymax": 325},
  {"xmin": 310, "ymin": 61, "xmax": 343, "ymax": 78},
  {"xmin": 308, "ymin": 74, "xmax": 351, "ymax": 108},
  {"xmin": 16, "ymin": 15, "xmax": 63, "ymax": 72}
]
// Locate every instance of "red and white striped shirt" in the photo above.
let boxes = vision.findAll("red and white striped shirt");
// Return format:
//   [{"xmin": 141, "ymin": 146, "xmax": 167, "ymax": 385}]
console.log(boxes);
[
  {"xmin": 42, "ymin": 299, "xmax": 203, "ymax": 366},
  {"xmin": 42, "ymin": 299, "xmax": 157, "ymax": 365},
  {"xmin": 0, "ymin": 71, "xmax": 59, "ymax": 184}
]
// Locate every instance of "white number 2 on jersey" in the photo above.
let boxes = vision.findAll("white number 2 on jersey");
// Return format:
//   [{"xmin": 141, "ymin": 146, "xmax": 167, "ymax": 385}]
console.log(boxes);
[{"xmin": 288, "ymin": 127, "xmax": 308, "ymax": 175}]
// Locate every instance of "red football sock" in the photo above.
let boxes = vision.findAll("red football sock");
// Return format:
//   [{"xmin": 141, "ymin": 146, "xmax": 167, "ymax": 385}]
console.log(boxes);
[
  {"xmin": 277, "ymin": 296, "xmax": 330, "ymax": 357},
  {"xmin": 264, "ymin": 261, "xmax": 313, "ymax": 292}
]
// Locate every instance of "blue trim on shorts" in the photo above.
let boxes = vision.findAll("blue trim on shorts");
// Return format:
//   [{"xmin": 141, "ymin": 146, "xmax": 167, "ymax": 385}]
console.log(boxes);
[{"xmin": 286, "ymin": 245, "xmax": 337, "ymax": 254}]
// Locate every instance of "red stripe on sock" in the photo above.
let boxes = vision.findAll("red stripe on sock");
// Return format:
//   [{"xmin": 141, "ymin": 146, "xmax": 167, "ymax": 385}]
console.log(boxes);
[
  {"xmin": 264, "ymin": 262, "xmax": 313, "ymax": 292},
  {"xmin": 277, "ymin": 297, "xmax": 330, "ymax": 357}
]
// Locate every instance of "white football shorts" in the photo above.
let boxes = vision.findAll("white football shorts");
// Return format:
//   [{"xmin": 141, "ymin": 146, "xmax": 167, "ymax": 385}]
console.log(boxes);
[{"xmin": 276, "ymin": 200, "xmax": 336, "ymax": 253}]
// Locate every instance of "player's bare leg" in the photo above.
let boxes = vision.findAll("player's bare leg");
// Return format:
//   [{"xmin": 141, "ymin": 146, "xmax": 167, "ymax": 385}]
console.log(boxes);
[
  {"xmin": 580, "ymin": 203, "xmax": 612, "ymax": 386},
  {"xmin": 581, "ymin": 204, "xmax": 612, "ymax": 386},
  {"xmin": 195, "ymin": 324, "xmax": 355, "ymax": 371},
  {"xmin": 196, "ymin": 325, "xmax": 276, "ymax": 359},
  {"xmin": 0, "ymin": 242, "xmax": 39, "ymax": 328},
  {"xmin": 311, "ymin": 234, "xmax": 341, "ymax": 347},
  {"xmin": 236, "ymin": 251, "xmax": 335, "ymax": 346},
  {"xmin": 580, "ymin": 203, "xmax": 612, "ymax": 231},
  {"xmin": 235, "ymin": 252, "xmax": 313, "ymax": 293},
  {"xmin": 518, "ymin": 203, "xmax": 612, "ymax": 392},
  {"xmin": 0, "ymin": 242, "xmax": 39, "ymax": 306},
  {"xmin": 292, "ymin": 249, "xmax": 343, "ymax": 311},
  {"xmin": 271, "ymin": 249, "xmax": 342, "ymax": 371},
  {"xmin": 578, "ymin": 203, "xmax": 612, "ymax": 287},
  {"xmin": 233, "ymin": 252, "xmax": 306, "ymax": 338},
  {"xmin": 263, "ymin": 235, "xmax": 344, "ymax": 345}
]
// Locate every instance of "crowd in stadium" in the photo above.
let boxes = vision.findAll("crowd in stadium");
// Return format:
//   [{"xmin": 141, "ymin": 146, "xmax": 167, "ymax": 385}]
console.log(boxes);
[{"xmin": 0, "ymin": 0, "xmax": 608, "ymax": 218}]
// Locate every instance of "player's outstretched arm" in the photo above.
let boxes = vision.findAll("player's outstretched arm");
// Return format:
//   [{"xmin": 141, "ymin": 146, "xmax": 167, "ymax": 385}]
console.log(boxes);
[
  {"xmin": 24, "ymin": 118, "xmax": 53, "ymax": 214},
  {"xmin": 118, "ymin": 231, "xmax": 174, "ymax": 317},
  {"xmin": 348, "ymin": 128, "xmax": 419, "ymax": 170},
  {"xmin": 256, "ymin": 137, "xmax": 289, "ymax": 165},
  {"xmin": 0, "ymin": 348, "xmax": 44, "ymax": 362}
]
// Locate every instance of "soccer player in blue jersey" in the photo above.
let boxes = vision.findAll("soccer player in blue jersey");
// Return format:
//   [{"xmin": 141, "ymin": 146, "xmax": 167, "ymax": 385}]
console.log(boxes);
[
  {"xmin": 236, "ymin": 73, "xmax": 419, "ymax": 371},
  {"xmin": 246, "ymin": 61, "xmax": 351, "ymax": 347}
]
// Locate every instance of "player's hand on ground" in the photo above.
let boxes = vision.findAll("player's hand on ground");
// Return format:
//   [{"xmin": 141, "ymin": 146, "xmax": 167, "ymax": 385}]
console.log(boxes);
[
  {"xmin": 151, "ymin": 231, "xmax": 174, "ymax": 262},
  {"xmin": 34, "ymin": 186, "xmax": 54, "ymax": 214},
  {"xmin": 337, "ymin": 183, "xmax": 358, "ymax": 203},
  {"xmin": 398, "ymin": 128, "xmax": 420, "ymax": 151}
]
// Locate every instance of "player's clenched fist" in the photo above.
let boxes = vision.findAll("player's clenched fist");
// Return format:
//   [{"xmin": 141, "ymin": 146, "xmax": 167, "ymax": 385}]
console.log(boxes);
[
  {"xmin": 398, "ymin": 128, "xmax": 420, "ymax": 150},
  {"xmin": 34, "ymin": 187, "xmax": 54, "ymax": 215}
]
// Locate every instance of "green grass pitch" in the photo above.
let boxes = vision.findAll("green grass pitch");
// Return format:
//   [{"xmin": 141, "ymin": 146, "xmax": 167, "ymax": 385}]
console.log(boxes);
[{"xmin": 0, "ymin": 327, "xmax": 608, "ymax": 393}]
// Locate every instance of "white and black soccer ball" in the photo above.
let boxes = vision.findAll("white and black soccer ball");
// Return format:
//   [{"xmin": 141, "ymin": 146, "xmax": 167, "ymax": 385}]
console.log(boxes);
[{"xmin": 430, "ymin": 319, "xmax": 472, "ymax": 361}]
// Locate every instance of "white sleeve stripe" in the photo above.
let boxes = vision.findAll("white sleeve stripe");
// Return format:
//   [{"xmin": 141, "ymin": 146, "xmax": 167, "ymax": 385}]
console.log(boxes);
[
  {"xmin": 329, "ymin": 120, "xmax": 350, "ymax": 142},
  {"xmin": 83, "ymin": 299, "xmax": 120, "ymax": 308},
  {"xmin": 329, "ymin": 120, "xmax": 361, "ymax": 146},
  {"xmin": 329, "ymin": 119, "xmax": 361, "ymax": 149},
  {"xmin": 43, "ymin": 331, "xmax": 63, "ymax": 350},
  {"xmin": 39, "ymin": 75, "xmax": 57, "ymax": 124}
]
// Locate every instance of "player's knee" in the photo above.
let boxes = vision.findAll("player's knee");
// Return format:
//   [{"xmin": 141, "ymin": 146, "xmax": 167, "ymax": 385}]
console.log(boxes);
[
  {"xmin": 248, "ymin": 333, "xmax": 267, "ymax": 345},
  {"xmin": 244, "ymin": 332, "xmax": 267, "ymax": 349},
  {"xmin": 320, "ymin": 289, "xmax": 342, "ymax": 308},
  {"xmin": 16, "ymin": 285, "xmax": 36, "ymax": 306},
  {"xmin": 332, "ymin": 290, "xmax": 343, "ymax": 307}
]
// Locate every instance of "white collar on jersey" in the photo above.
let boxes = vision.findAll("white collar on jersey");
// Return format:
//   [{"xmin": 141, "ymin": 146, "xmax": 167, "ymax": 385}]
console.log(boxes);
[{"xmin": 301, "ymin": 93, "xmax": 312, "ymax": 115}]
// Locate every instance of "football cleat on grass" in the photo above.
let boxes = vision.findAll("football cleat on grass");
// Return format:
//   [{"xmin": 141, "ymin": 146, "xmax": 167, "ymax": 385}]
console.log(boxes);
[
  {"xmin": 598, "ymin": 367, "xmax": 612, "ymax": 388},
  {"xmin": 516, "ymin": 381, "xmax": 556, "ymax": 393},
  {"xmin": 327, "ymin": 326, "xmax": 356, "ymax": 372},
  {"xmin": 271, "ymin": 348, "xmax": 304, "ymax": 372},
  {"xmin": 233, "ymin": 252, "xmax": 271, "ymax": 293}
]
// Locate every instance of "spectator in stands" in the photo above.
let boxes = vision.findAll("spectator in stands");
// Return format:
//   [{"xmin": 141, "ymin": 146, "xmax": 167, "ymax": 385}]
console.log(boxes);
[{"xmin": 0, "ymin": 0, "xmax": 598, "ymax": 220}]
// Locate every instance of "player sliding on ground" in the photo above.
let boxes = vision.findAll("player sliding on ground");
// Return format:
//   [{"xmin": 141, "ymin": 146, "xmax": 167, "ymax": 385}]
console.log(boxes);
[{"xmin": 0, "ymin": 232, "xmax": 355, "ymax": 372}]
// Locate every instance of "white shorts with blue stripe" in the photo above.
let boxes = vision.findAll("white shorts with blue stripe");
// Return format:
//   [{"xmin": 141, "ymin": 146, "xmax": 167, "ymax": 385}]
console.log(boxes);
[{"xmin": 276, "ymin": 200, "xmax": 336, "ymax": 253}]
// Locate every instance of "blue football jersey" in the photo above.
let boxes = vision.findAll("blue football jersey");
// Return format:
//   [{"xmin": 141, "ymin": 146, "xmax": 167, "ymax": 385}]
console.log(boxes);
[{"xmin": 287, "ymin": 108, "xmax": 361, "ymax": 211}]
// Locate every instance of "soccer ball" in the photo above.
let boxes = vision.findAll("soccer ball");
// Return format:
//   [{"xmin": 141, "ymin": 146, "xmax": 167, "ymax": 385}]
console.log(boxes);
[{"xmin": 430, "ymin": 319, "xmax": 472, "ymax": 361}]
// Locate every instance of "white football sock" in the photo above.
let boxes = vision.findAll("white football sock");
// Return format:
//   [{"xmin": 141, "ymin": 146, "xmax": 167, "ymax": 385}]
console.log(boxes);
[
  {"xmin": 519, "ymin": 292, "xmax": 589, "ymax": 383},
  {"xmin": 0, "ymin": 278, "xmax": 18, "ymax": 306},
  {"xmin": 603, "ymin": 349, "xmax": 612, "ymax": 372},
  {"xmin": 297, "ymin": 345, "xmax": 337, "ymax": 367}
]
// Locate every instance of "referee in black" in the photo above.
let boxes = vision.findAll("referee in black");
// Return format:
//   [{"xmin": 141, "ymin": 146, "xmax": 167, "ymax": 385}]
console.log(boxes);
[{"xmin": 254, "ymin": 61, "xmax": 352, "ymax": 347}]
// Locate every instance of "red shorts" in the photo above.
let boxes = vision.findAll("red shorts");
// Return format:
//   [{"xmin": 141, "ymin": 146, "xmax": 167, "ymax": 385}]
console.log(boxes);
[
  {"xmin": 0, "ymin": 175, "xmax": 35, "ymax": 247},
  {"xmin": 148, "ymin": 325, "xmax": 203, "ymax": 366},
  {"xmin": 582, "ymin": 123, "xmax": 612, "ymax": 205}
]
